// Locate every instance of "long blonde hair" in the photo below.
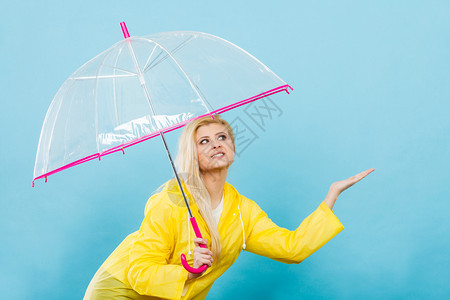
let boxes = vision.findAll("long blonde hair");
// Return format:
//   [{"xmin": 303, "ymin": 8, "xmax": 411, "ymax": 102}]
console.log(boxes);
[{"xmin": 175, "ymin": 114, "xmax": 235, "ymax": 262}]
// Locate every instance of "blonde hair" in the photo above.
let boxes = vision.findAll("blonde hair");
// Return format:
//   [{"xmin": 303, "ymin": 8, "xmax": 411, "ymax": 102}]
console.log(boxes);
[{"xmin": 175, "ymin": 114, "xmax": 235, "ymax": 262}]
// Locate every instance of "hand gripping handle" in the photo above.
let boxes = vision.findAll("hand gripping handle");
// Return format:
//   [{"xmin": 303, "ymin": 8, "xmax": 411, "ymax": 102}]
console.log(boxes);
[{"xmin": 181, "ymin": 217, "xmax": 209, "ymax": 274}]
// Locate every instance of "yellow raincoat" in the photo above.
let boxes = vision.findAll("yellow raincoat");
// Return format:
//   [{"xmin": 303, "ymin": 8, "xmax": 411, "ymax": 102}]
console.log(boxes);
[{"xmin": 84, "ymin": 179, "xmax": 344, "ymax": 299}]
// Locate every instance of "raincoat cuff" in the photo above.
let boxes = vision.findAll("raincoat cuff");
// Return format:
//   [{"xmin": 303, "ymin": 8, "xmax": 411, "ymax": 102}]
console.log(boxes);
[
  {"xmin": 174, "ymin": 268, "xmax": 190, "ymax": 300},
  {"xmin": 319, "ymin": 201, "xmax": 345, "ymax": 232}
]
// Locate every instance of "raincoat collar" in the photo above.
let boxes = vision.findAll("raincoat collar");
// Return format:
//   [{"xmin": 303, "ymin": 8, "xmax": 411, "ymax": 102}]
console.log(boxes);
[{"xmin": 160, "ymin": 178, "xmax": 236, "ymax": 215}]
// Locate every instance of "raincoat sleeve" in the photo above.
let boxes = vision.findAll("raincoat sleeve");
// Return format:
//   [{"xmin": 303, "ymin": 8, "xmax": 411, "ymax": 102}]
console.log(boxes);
[
  {"xmin": 243, "ymin": 197, "xmax": 344, "ymax": 264},
  {"xmin": 127, "ymin": 194, "xmax": 189, "ymax": 299}
]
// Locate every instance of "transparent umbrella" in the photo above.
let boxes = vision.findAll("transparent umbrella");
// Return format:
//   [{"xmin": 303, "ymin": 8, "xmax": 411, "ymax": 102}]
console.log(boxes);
[{"xmin": 33, "ymin": 22, "xmax": 293, "ymax": 273}]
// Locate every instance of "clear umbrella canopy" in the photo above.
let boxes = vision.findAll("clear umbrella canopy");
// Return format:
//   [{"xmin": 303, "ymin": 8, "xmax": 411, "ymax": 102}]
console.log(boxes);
[{"xmin": 34, "ymin": 30, "xmax": 292, "ymax": 183}]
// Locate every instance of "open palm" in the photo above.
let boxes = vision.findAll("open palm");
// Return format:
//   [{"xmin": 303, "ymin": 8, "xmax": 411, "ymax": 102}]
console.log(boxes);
[{"xmin": 331, "ymin": 168, "xmax": 375, "ymax": 194}]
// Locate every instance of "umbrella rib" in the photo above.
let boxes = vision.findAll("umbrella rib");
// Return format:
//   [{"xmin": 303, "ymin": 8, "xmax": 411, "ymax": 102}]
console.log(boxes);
[
  {"xmin": 40, "ymin": 78, "xmax": 77, "ymax": 176},
  {"xmin": 169, "ymin": 35, "xmax": 194, "ymax": 56},
  {"xmin": 143, "ymin": 36, "xmax": 194, "ymax": 72},
  {"xmin": 200, "ymin": 31, "xmax": 286, "ymax": 84},
  {"xmin": 112, "ymin": 45, "xmax": 124, "ymax": 128},
  {"xmin": 72, "ymin": 74, "xmax": 136, "ymax": 80},
  {"xmin": 139, "ymin": 37, "xmax": 214, "ymax": 113},
  {"xmin": 101, "ymin": 65, "xmax": 138, "ymax": 76},
  {"xmin": 42, "ymin": 46, "xmax": 116, "ymax": 176},
  {"xmin": 93, "ymin": 47, "xmax": 117, "ymax": 154},
  {"xmin": 125, "ymin": 39, "xmax": 159, "ymax": 124},
  {"xmin": 142, "ymin": 45, "xmax": 158, "ymax": 72},
  {"xmin": 143, "ymin": 50, "xmax": 165, "ymax": 73}
]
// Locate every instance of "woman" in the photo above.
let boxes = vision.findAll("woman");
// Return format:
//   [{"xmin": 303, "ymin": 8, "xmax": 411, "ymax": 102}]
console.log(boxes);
[{"xmin": 84, "ymin": 114, "xmax": 374, "ymax": 299}]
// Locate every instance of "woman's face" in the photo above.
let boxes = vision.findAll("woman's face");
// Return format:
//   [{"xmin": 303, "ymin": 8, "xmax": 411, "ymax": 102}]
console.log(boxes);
[{"xmin": 195, "ymin": 123, "xmax": 235, "ymax": 172}]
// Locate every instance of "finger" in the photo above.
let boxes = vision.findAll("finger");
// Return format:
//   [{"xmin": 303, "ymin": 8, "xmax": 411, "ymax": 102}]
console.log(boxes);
[
  {"xmin": 195, "ymin": 247, "xmax": 209, "ymax": 254},
  {"xmin": 194, "ymin": 251, "xmax": 213, "ymax": 261},
  {"xmin": 359, "ymin": 169, "xmax": 375, "ymax": 179},
  {"xmin": 353, "ymin": 168, "xmax": 375, "ymax": 182},
  {"xmin": 193, "ymin": 238, "xmax": 208, "ymax": 247},
  {"xmin": 196, "ymin": 248, "xmax": 213, "ymax": 256},
  {"xmin": 196, "ymin": 257, "xmax": 212, "ymax": 267},
  {"xmin": 357, "ymin": 168, "xmax": 374, "ymax": 176},
  {"xmin": 193, "ymin": 238, "xmax": 208, "ymax": 245},
  {"xmin": 204, "ymin": 258, "xmax": 213, "ymax": 267},
  {"xmin": 193, "ymin": 246, "xmax": 213, "ymax": 255},
  {"xmin": 198, "ymin": 253, "xmax": 213, "ymax": 261}
]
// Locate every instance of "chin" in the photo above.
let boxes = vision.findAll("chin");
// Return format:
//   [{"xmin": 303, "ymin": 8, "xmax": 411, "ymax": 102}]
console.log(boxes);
[{"xmin": 201, "ymin": 161, "xmax": 233, "ymax": 173}]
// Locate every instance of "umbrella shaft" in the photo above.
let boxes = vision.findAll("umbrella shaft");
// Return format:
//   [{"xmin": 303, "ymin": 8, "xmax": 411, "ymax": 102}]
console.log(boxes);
[{"xmin": 159, "ymin": 132, "xmax": 194, "ymax": 218}]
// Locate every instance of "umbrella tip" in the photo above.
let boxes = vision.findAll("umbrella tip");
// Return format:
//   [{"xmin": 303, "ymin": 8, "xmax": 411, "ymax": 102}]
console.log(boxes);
[{"xmin": 120, "ymin": 22, "xmax": 130, "ymax": 39}]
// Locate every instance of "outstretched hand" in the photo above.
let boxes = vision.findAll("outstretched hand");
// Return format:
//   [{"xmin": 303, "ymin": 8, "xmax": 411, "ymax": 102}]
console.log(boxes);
[
  {"xmin": 330, "ymin": 168, "xmax": 375, "ymax": 195},
  {"xmin": 324, "ymin": 168, "xmax": 375, "ymax": 210}
]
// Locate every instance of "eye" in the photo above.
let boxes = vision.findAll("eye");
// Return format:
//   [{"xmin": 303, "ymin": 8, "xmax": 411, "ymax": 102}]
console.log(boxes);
[
  {"xmin": 218, "ymin": 134, "xmax": 227, "ymax": 140},
  {"xmin": 200, "ymin": 139, "xmax": 209, "ymax": 144}
]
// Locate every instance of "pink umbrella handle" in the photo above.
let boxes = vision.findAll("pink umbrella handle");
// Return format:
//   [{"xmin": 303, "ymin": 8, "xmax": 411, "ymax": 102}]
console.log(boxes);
[
  {"xmin": 181, "ymin": 254, "xmax": 208, "ymax": 274},
  {"xmin": 180, "ymin": 217, "xmax": 210, "ymax": 274}
]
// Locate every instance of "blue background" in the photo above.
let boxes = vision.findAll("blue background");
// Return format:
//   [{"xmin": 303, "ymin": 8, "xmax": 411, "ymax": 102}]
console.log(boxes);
[{"xmin": 1, "ymin": 0, "xmax": 449, "ymax": 299}]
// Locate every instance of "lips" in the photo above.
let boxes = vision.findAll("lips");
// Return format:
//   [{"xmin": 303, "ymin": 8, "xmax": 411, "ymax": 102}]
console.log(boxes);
[{"xmin": 211, "ymin": 152, "xmax": 225, "ymax": 158}]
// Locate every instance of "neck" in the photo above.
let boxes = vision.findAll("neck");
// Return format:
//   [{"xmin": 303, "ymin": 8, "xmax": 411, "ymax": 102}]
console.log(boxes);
[{"xmin": 201, "ymin": 167, "xmax": 228, "ymax": 209}]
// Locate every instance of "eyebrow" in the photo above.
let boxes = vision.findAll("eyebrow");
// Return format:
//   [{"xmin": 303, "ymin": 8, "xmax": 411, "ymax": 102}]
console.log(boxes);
[{"xmin": 197, "ymin": 131, "xmax": 227, "ymax": 142}]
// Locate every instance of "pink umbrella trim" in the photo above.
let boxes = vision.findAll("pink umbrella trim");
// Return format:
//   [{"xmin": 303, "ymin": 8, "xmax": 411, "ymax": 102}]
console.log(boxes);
[{"xmin": 32, "ymin": 84, "xmax": 293, "ymax": 186}]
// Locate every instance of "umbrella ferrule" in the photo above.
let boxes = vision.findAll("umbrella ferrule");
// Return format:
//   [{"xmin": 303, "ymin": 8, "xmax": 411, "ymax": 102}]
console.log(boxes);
[{"xmin": 120, "ymin": 22, "xmax": 130, "ymax": 39}]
